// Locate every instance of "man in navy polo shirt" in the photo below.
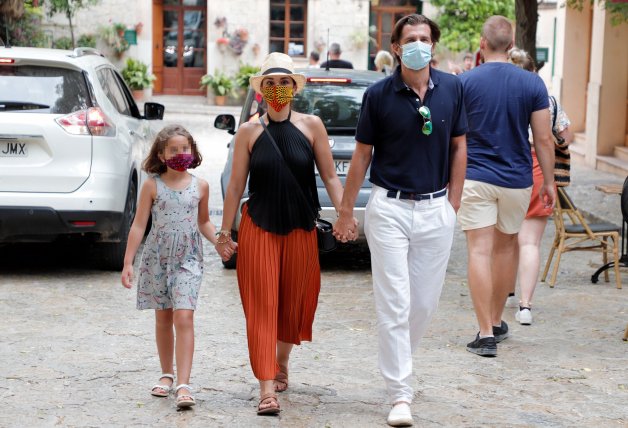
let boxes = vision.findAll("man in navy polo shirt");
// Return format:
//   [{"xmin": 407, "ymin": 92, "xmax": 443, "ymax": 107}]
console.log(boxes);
[
  {"xmin": 335, "ymin": 14, "xmax": 467, "ymax": 427},
  {"xmin": 458, "ymin": 16, "xmax": 555, "ymax": 357}
]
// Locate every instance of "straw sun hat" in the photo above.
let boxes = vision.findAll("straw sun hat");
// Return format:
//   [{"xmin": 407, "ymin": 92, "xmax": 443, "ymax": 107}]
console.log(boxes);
[{"xmin": 249, "ymin": 52, "xmax": 306, "ymax": 95}]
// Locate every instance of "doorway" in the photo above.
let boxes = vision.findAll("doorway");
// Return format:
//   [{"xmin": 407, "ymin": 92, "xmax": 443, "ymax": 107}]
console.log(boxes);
[
  {"xmin": 153, "ymin": 0, "xmax": 206, "ymax": 95},
  {"xmin": 368, "ymin": 1, "xmax": 419, "ymax": 70}
]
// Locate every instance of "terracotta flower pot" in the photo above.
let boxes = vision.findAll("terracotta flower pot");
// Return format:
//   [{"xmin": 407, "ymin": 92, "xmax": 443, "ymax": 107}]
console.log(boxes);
[
  {"xmin": 214, "ymin": 95, "xmax": 226, "ymax": 106},
  {"xmin": 132, "ymin": 89, "xmax": 144, "ymax": 101}
]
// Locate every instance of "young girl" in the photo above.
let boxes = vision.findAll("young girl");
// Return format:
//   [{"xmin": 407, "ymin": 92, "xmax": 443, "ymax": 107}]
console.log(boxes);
[{"xmin": 121, "ymin": 124, "xmax": 220, "ymax": 408}]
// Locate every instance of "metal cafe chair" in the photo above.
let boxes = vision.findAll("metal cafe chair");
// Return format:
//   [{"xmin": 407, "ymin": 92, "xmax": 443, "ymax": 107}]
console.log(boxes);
[
  {"xmin": 592, "ymin": 175, "xmax": 628, "ymax": 284},
  {"xmin": 541, "ymin": 187, "xmax": 622, "ymax": 289}
]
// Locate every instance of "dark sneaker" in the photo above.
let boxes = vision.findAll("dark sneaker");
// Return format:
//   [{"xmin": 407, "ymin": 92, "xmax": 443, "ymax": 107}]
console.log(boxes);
[
  {"xmin": 466, "ymin": 334, "xmax": 497, "ymax": 357},
  {"xmin": 493, "ymin": 320, "xmax": 509, "ymax": 343}
]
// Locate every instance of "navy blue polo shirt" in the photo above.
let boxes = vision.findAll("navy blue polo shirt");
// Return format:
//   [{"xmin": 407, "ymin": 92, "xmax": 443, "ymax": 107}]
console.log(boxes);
[
  {"xmin": 355, "ymin": 66, "xmax": 467, "ymax": 194},
  {"xmin": 460, "ymin": 62, "xmax": 548, "ymax": 189}
]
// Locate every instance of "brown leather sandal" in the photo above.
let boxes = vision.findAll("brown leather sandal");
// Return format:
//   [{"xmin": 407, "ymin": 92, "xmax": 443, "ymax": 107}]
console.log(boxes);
[
  {"xmin": 274, "ymin": 371, "xmax": 289, "ymax": 392},
  {"xmin": 257, "ymin": 392, "xmax": 280, "ymax": 415}
]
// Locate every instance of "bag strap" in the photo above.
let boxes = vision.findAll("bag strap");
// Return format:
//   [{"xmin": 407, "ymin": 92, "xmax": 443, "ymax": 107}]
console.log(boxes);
[
  {"xmin": 549, "ymin": 96, "xmax": 569, "ymax": 149},
  {"xmin": 258, "ymin": 116, "xmax": 318, "ymax": 216},
  {"xmin": 550, "ymin": 96, "xmax": 557, "ymax": 132}
]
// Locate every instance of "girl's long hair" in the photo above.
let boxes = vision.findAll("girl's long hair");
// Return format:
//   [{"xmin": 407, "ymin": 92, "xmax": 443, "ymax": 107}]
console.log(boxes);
[{"xmin": 143, "ymin": 124, "xmax": 202, "ymax": 174}]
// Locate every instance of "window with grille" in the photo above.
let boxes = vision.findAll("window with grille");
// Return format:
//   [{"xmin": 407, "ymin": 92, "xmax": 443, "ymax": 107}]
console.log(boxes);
[{"xmin": 269, "ymin": 0, "xmax": 307, "ymax": 57}]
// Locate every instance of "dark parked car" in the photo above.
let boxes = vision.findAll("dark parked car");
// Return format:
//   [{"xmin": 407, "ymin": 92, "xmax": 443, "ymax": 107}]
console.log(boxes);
[{"xmin": 214, "ymin": 67, "xmax": 383, "ymax": 268}]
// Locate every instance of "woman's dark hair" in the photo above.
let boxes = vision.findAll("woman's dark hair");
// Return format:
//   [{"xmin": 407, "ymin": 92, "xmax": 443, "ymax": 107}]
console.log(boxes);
[
  {"xmin": 390, "ymin": 14, "xmax": 440, "ymax": 63},
  {"xmin": 143, "ymin": 124, "xmax": 202, "ymax": 174}
]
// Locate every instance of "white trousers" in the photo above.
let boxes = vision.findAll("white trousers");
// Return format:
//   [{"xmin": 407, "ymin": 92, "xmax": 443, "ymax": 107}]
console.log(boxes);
[{"xmin": 365, "ymin": 185, "xmax": 456, "ymax": 404}]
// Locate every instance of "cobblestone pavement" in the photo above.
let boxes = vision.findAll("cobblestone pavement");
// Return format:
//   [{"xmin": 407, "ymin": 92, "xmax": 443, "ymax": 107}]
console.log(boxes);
[{"xmin": 1, "ymin": 110, "xmax": 626, "ymax": 427}]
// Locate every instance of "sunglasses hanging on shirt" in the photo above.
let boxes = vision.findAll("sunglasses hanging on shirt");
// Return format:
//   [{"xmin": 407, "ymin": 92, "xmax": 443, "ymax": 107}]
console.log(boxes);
[{"xmin": 418, "ymin": 105, "xmax": 432, "ymax": 136}]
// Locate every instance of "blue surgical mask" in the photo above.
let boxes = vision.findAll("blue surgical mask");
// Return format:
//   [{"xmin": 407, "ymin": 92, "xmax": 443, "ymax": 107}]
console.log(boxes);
[{"xmin": 400, "ymin": 40, "xmax": 432, "ymax": 70}]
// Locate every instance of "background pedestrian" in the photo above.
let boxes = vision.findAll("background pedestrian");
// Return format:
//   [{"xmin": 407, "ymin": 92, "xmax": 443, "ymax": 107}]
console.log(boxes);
[
  {"xmin": 508, "ymin": 47, "xmax": 574, "ymax": 325},
  {"xmin": 308, "ymin": 50, "xmax": 320, "ymax": 68},
  {"xmin": 320, "ymin": 42, "xmax": 354, "ymax": 69},
  {"xmin": 374, "ymin": 50, "xmax": 394, "ymax": 75},
  {"xmin": 458, "ymin": 15, "xmax": 555, "ymax": 357}
]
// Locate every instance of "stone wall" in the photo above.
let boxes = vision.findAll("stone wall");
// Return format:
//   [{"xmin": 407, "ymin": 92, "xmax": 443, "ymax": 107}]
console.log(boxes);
[
  {"xmin": 41, "ymin": 0, "xmax": 151, "ymax": 70},
  {"xmin": 207, "ymin": 0, "xmax": 371, "ymax": 74}
]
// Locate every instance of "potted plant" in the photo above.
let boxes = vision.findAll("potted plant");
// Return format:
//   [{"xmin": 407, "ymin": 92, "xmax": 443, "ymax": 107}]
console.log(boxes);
[
  {"xmin": 99, "ymin": 22, "xmax": 130, "ymax": 59},
  {"xmin": 199, "ymin": 71, "xmax": 235, "ymax": 106},
  {"xmin": 121, "ymin": 58, "xmax": 155, "ymax": 101},
  {"xmin": 234, "ymin": 63, "xmax": 260, "ymax": 101},
  {"xmin": 234, "ymin": 63, "xmax": 260, "ymax": 90}
]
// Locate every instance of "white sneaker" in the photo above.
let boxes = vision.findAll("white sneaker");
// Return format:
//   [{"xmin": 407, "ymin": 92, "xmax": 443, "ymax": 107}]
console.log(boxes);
[
  {"xmin": 387, "ymin": 402, "xmax": 414, "ymax": 427},
  {"xmin": 516, "ymin": 308, "xmax": 533, "ymax": 325},
  {"xmin": 505, "ymin": 295, "xmax": 518, "ymax": 308}
]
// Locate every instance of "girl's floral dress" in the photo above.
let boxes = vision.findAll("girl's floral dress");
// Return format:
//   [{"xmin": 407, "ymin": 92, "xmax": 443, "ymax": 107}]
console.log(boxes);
[{"xmin": 137, "ymin": 175, "xmax": 203, "ymax": 310}]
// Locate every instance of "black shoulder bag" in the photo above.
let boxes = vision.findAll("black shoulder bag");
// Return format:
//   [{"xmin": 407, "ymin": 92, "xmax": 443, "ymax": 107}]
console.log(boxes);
[{"xmin": 259, "ymin": 117, "xmax": 336, "ymax": 252}]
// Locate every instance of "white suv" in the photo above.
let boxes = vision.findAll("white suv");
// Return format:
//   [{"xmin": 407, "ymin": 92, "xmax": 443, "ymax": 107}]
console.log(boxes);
[{"xmin": 0, "ymin": 47, "xmax": 164, "ymax": 269}]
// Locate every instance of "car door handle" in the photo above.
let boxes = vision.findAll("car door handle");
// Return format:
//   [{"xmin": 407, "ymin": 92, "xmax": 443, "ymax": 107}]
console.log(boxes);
[{"xmin": 129, "ymin": 130, "xmax": 147, "ymax": 139}]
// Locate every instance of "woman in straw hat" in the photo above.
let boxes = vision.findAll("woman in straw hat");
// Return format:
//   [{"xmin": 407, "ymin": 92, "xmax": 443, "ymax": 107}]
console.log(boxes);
[{"xmin": 215, "ymin": 52, "xmax": 354, "ymax": 415}]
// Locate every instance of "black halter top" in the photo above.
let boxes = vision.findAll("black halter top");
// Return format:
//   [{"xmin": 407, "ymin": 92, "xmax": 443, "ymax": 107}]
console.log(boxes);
[{"xmin": 247, "ymin": 112, "xmax": 320, "ymax": 235}]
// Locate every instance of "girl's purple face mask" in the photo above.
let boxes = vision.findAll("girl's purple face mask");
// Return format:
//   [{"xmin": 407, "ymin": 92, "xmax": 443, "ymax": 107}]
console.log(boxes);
[{"xmin": 165, "ymin": 153, "xmax": 195, "ymax": 171}]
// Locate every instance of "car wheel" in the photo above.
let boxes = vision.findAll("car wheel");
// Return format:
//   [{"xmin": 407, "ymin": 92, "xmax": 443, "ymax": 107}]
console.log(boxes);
[{"xmin": 97, "ymin": 179, "xmax": 137, "ymax": 271}]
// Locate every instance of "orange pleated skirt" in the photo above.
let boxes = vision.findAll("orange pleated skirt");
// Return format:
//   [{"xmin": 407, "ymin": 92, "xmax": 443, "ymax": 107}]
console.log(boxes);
[{"xmin": 236, "ymin": 204, "xmax": 321, "ymax": 381}]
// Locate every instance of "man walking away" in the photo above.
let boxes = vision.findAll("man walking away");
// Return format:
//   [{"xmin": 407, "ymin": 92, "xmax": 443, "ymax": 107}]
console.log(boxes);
[
  {"xmin": 458, "ymin": 15, "xmax": 555, "ymax": 357},
  {"xmin": 320, "ymin": 43, "xmax": 354, "ymax": 69}
]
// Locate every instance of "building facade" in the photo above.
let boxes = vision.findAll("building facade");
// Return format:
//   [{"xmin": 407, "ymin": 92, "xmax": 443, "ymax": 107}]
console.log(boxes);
[
  {"xmin": 43, "ymin": 0, "xmax": 424, "ymax": 95},
  {"xmin": 42, "ymin": 0, "xmax": 628, "ymax": 174},
  {"xmin": 551, "ymin": 2, "xmax": 628, "ymax": 173}
]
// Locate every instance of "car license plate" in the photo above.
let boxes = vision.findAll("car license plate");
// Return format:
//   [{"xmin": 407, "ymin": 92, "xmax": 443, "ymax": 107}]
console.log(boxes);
[
  {"xmin": 335, "ymin": 160, "xmax": 350, "ymax": 175},
  {"xmin": 316, "ymin": 160, "xmax": 351, "ymax": 176},
  {"xmin": 0, "ymin": 141, "xmax": 28, "ymax": 157}
]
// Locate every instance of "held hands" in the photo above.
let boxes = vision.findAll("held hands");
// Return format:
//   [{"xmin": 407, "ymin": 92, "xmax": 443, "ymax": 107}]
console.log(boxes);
[
  {"xmin": 333, "ymin": 213, "xmax": 359, "ymax": 243},
  {"xmin": 215, "ymin": 240, "xmax": 238, "ymax": 262},
  {"xmin": 121, "ymin": 264, "xmax": 134, "ymax": 289}
]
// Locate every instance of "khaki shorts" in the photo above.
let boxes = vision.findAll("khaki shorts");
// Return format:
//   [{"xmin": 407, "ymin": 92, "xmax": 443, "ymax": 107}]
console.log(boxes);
[{"xmin": 458, "ymin": 180, "xmax": 532, "ymax": 234}]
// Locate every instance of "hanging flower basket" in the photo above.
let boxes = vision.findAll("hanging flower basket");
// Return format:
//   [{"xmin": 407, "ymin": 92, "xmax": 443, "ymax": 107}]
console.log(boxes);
[
  {"xmin": 228, "ymin": 29, "xmax": 248, "ymax": 56},
  {"xmin": 216, "ymin": 37, "xmax": 229, "ymax": 53}
]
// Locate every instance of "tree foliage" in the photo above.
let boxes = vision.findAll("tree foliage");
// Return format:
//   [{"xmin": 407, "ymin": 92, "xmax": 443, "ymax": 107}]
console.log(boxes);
[
  {"xmin": 568, "ymin": 0, "xmax": 628, "ymax": 26},
  {"xmin": 45, "ymin": 0, "xmax": 100, "ymax": 47},
  {"xmin": 431, "ymin": 0, "xmax": 515, "ymax": 53},
  {"xmin": 0, "ymin": 0, "xmax": 25, "ymax": 19},
  {"xmin": 0, "ymin": 0, "xmax": 46, "ymax": 47}
]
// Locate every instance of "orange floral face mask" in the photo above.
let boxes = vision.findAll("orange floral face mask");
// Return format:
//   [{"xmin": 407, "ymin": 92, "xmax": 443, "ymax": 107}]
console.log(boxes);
[{"xmin": 262, "ymin": 85, "xmax": 293, "ymax": 112}]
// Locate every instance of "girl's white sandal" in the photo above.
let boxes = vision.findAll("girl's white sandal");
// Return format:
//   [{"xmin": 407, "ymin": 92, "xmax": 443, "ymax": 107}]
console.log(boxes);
[
  {"xmin": 175, "ymin": 384, "xmax": 196, "ymax": 408},
  {"xmin": 150, "ymin": 374, "xmax": 174, "ymax": 397}
]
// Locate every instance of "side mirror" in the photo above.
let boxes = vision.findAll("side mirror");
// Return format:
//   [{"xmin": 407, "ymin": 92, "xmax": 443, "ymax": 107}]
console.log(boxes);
[
  {"xmin": 144, "ymin": 102, "xmax": 165, "ymax": 120},
  {"xmin": 214, "ymin": 114, "xmax": 236, "ymax": 135}
]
